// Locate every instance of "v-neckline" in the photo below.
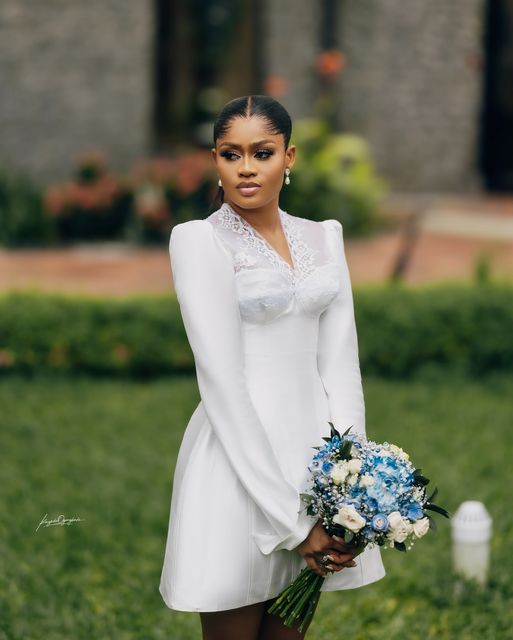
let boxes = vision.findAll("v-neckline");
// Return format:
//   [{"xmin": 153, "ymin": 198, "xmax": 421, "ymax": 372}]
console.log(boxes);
[{"xmin": 222, "ymin": 202, "xmax": 296, "ymax": 274}]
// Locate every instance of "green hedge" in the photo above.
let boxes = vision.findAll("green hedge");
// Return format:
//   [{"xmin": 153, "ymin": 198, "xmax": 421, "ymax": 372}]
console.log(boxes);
[
  {"xmin": 356, "ymin": 283, "xmax": 513, "ymax": 377},
  {"xmin": 0, "ymin": 283, "xmax": 512, "ymax": 378}
]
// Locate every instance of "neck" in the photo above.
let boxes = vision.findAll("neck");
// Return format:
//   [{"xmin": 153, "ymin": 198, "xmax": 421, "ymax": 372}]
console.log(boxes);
[{"xmin": 225, "ymin": 198, "xmax": 282, "ymax": 234}]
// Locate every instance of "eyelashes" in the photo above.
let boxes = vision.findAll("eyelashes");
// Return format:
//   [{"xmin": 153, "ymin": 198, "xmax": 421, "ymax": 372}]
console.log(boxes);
[{"xmin": 220, "ymin": 150, "xmax": 274, "ymax": 161}]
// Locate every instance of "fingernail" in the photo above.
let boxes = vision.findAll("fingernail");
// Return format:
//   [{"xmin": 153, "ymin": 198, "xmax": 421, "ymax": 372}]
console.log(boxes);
[
  {"xmin": 332, "ymin": 535, "xmax": 344, "ymax": 542},
  {"xmin": 327, "ymin": 554, "xmax": 335, "ymax": 562}
]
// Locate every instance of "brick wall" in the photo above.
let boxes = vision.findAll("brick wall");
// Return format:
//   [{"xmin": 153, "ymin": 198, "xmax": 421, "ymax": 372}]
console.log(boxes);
[{"xmin": 0, "ymin": 1, "xmax": 152, "ymax": 184}]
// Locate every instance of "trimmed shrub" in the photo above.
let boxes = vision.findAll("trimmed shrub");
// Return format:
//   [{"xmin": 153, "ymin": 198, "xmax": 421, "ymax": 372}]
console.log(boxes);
[{"xmin": 0, "ymin": 283, "xmax": 512, "ymax": 378}]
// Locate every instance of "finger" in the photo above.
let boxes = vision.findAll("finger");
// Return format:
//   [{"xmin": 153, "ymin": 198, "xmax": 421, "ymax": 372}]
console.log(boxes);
[
  {"xmin": 307, "ymin": 555, "xmax": 327, "ymax": 577},
  {"xmin": 326, "ymin": 553, "xmax": 358, "ymax": 568},
  {"xmin": 326, "ymin": 563, "xmax": 343, "ymax": 572},
  {"xmin": 329, "ymin": 536, "xmax": 353, "ymax": 554},
  {"xmin": 330, "ymin": 534, "xmax": 360, "ymax": 552},
  {"xmin": 307, "ymin": 557, "xmax": 327, "ymax": 578},
  {"xmin": 327, "ymin": 557, "xmax": 357, "ymax": 567},
  {"xmin": 326, "ymin": 552, "xmax": 356, "ymax": 565}
]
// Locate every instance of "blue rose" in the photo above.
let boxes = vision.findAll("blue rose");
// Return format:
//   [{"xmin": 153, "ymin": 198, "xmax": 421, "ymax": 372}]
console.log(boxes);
[
  {"xmin": 406, "ymin": 502, "xmax": 424, "ymax": 521},
  {"xmin": 371, "ymin": 513, "xmax": 389, "ymax": 532},
  {"xmin": 322, "ymin": 461, "xmax": 334, "ymax": 473}
]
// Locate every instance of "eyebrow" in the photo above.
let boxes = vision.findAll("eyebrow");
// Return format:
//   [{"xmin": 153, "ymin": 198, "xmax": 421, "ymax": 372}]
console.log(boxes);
[{"xmin": 219, "ymin": 139, "xmax": 277, "ymax": 149}]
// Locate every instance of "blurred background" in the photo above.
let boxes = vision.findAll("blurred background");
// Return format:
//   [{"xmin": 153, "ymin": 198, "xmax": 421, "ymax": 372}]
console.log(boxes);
[{"xmin": 1, "ymin": 1, "xmax": 512, "ymax": 639}]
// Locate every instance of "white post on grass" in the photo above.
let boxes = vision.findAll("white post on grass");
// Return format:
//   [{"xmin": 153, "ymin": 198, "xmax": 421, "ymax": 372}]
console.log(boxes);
[{"xmin": 451, "ymin": 500, "xmax": 492, "ymax": 586}]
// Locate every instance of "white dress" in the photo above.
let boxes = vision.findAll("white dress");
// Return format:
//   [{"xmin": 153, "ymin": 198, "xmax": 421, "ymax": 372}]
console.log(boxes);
[{"xmin": 159, "ymin": 201, "xmax": 386, "ymax": 612}]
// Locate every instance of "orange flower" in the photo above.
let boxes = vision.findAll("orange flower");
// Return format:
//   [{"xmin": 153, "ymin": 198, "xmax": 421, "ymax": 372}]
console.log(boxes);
[
  {"xmin": 264, "ymin": 75, "xmax": 289, "ymax": 97},
  {"xmin": 315, "ymin": 49, "xmax": 346, "ymax": 77}
]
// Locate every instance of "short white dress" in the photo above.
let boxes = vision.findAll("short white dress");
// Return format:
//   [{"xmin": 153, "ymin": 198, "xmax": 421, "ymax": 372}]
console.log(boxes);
[{"xmin": 159, "ymin": 201, "xmax": 385, "ymax": 612}]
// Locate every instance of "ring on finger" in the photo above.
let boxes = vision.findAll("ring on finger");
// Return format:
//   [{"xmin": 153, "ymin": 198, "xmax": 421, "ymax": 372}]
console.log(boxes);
[{"xmin": 318, "ymin": 554, "xmax": 331, "ymax": 567}]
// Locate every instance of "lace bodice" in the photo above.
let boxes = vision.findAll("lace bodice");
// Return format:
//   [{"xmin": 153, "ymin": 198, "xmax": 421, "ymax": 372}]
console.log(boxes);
[{"xmin": 207, "ymin": 202, "xmax": 342, "ymax": 323}]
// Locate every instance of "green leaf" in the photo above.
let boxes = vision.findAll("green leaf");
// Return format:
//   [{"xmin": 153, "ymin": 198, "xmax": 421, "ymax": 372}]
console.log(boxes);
[
  {"xmin": 328, "ymin": 421, "xmax": 341, "ymax": 438},
  {"xmin": 413, "ymin": 474, "xmax": 430, "ymax": 486},
  {"xmin": 338, "ymin": 440, "xmax": 353, "ymax": 459},
  {"xmin": 425, "ymin": 503, "xmax": 450, "ymax": 518},
  {"xmin": 393, "ymin": 541, "xmax": 407, "ymax": 552},
  {"xmin": 300, "ymin": 493, "xmax": 314, "ymax": 503},
  {"xmin": 344, "ymin": 529, "xmax": 354, "ymax": 543}
]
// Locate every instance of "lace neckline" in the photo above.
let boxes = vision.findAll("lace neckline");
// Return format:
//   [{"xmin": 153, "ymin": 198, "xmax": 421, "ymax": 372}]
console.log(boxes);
[
  {"xmin": 220, "ymin": 202, "xmax": 296, "ymax": 274},
  {"xmin": 216, "ymin": 201, "xmax": 319, "ymax": 283}
]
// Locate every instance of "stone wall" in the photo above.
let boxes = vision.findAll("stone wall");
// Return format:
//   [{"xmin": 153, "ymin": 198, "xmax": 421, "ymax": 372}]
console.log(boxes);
[
  {"xmin": 0, "ymin": 0, "xmax": 489, "ymax": 192},
  {"xmin": 0, "ymin": 1, "xmax": 152, "ymax": 185},
  {"xmin": 335, "ymin": 0, "xmax": 486, "ymax": 192},
  {"xmin": 262, "ymin": 0, "xmax": 320, "ymax": 120}
]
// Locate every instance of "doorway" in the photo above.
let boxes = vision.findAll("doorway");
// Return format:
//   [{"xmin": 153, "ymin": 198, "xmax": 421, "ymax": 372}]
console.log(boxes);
[{"xmin": 479, "ymin": 0, "xmax": 513, "ymax": 191}]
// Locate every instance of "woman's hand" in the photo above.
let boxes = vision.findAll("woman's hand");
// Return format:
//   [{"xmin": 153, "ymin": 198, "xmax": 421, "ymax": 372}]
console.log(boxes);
[{"xmin": 296, "ymin": 521, "xmax": 360, "ymax": 577}]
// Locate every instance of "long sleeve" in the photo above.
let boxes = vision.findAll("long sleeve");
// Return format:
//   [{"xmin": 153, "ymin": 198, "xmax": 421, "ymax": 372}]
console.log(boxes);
[
  {"xmin": 317, "ymin": 220, "xmax": 367, "ymax": 438},
  {"xmin": 169, "ymin": 220, "xmax": 317, "ymax": 555}
]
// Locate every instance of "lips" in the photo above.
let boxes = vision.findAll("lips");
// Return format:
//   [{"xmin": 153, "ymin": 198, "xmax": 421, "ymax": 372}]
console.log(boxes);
[
  {"xmin": 237, "ymin": 182, "xmax": 261, "ymax": 188},
  {"xmin": 237, "ymin": 184, "xmax": 261, "ymax": 197}
]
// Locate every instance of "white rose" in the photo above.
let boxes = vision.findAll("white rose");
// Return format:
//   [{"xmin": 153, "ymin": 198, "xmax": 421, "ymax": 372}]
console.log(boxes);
[
  {"xmin": 330, "ymin": 461, "xmax": 349, "ymax": 485},
  {"xmin": 347, "ymin": 473, "xmax": 358, "ymax": 486},
  {"xmin": 359, "ymin": 474, "xmax": 375, "ymax": 487},
  {"xmin": 389, "ymin": 444, "xmax": 410, "ymax": 461},
  {"xmin": 412, "ymin": 517, "xmax": 430, "ymax": 538},
  {"xmin": 412, "ymin": 486, "xmax": 425, "ymax": 502},
  {"xmin": 387, "ymin": 511, "xmax": 413, "ymax": 543},
  {"xmin": 333, "ymin": 504, "xmax": 367, "ymax": 533},
  {"xmin": 347, "ymin": 458, "xmax": 362, "ymax": 474}
]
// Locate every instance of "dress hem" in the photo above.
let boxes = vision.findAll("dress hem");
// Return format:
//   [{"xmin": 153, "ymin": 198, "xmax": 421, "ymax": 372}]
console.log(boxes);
[{"xmin": 159, "ymin": 568, "xmax": 386, "ymax": 613}]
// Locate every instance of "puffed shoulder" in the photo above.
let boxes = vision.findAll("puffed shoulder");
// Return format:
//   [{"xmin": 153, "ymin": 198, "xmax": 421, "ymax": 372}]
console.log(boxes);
[
  {"xmin": 169, "ymin": 218, "xmax": 233, "ymax": 266},
  {"xmin": 320, "ymin": 218, "xmax": 343, "ymax": 233},
  {"xmin": 169, "ymin": 219, "xmax": 207, "ymax": 246}
]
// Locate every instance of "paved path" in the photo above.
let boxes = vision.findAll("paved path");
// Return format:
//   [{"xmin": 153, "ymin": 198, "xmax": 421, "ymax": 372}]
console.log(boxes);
[{"xmin": 1, "ymin": 194, "xmax": 512, "ymax": 296}]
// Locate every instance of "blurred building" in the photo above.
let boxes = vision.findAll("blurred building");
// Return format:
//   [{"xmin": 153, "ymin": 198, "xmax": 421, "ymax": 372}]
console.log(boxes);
[{"xmin": 0, "ymin": 0, "xmax": 511, "ymax": 193}]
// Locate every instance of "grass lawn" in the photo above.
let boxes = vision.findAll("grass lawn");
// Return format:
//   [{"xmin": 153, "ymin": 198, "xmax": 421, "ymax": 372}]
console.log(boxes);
[{"xmin": 1, "ymin": 372, "xmax": 512, "ymax": 639}]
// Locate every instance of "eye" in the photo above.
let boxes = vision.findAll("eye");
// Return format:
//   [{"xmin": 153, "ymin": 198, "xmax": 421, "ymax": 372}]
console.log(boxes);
[
  {"xmin": 255, "ymin": 149, "xmax": 273, "ymax": 159},
  {"xmin": 220, "ymin": 151, "xmax": 238, "ymax": 161},
  {"xmin": 220, "ymin": 149, "xmax": 274, "ymax": 161}
]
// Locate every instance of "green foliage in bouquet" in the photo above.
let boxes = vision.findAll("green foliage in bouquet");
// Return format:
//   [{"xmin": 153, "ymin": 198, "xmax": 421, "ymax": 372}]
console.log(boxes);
[
  {"xmin": 268, "ymin": 422, "xmax": 449, "ymax": 632},
  {"xmin": 279, "ymin": 118, "xmax": 389, "ymax": 236}
]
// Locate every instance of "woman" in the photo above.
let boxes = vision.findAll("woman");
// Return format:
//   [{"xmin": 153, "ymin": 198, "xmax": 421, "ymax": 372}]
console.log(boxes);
[{"xmin": 159, "ymin": 95, "xmax": 385, "ymax": 639}]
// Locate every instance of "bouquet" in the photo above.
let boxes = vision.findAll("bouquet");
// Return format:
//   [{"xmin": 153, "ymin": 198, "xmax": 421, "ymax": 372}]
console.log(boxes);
[{"xmin": 267, "ymin": 422, "xmax": 450, "ymax": 631}]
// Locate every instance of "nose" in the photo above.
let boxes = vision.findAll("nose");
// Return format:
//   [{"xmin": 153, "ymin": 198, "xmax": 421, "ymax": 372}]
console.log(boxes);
[{"xmin": 239, "ymin": 154, "xmax": 257, "ymax": 175}]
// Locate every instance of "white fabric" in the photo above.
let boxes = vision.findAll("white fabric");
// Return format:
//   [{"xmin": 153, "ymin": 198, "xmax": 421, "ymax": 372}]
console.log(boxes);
[{"xmin": 159, "ymin": 202, "xmax": 385, "ymax": 612}]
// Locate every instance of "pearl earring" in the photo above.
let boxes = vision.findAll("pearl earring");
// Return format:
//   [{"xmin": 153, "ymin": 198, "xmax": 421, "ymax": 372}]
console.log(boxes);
[
  {"xmin": 284, "ymin": 168, "xmax": 291, "ymax": 185},
  {"xmin": 218, "ymin": 178, "xmax": 222, "ymax": 187}
]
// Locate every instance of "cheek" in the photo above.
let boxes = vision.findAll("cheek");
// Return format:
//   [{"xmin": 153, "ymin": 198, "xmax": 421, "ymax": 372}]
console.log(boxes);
[{"xmin": 262, "ymin": 159, "xmax": 286, "ymax": 180}]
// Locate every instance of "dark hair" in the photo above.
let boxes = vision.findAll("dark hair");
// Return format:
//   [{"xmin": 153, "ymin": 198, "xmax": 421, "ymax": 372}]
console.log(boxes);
[{"xmin": 209, "ymin": 95, "xmax": 292, "ymax": 213}]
